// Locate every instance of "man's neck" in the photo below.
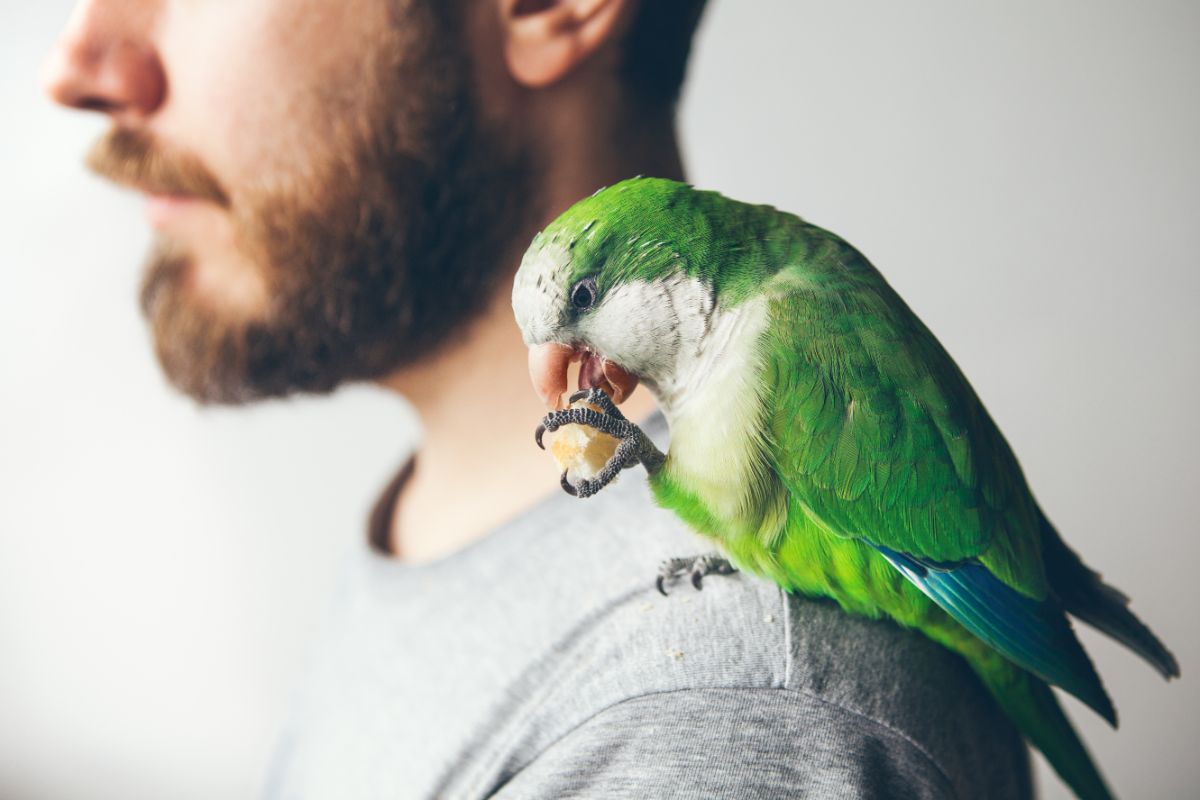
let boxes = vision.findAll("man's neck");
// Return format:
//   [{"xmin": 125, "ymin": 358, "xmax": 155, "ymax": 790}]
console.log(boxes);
[{"xmin": 379, "ymin": 125, "xmax": 682, "ymax": 562}]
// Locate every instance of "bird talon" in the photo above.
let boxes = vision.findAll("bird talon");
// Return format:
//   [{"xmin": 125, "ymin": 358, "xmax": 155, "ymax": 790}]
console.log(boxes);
[
  {"xmin": 567, "ymin": 388, "xmax": 594, "ymax": 405},
  {"xmin": 655, "ymin": 554, "xmax": 736, "ymax": 595},
  {"xmin": 560, "ymin": 471, "xmax": 578, "ymax": 496},
  {"xmin": 567, "ymin": 387, "xmax": 627, "ymax": 421},
  {"xmin": 535, "ymin": 423, "xmax": 547, "ymax": 450}
]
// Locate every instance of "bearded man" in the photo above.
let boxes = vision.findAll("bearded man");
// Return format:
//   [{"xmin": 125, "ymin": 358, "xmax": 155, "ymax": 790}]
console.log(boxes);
[{"xmin": 43, "ymin": 0, "xmax": 1031, "ymax": 797}]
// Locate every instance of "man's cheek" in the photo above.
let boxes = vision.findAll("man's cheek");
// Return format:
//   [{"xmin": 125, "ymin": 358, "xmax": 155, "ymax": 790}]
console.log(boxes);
[{"xmin": 158, "ymin": 0, "xmax": 303, "ymax": 181}]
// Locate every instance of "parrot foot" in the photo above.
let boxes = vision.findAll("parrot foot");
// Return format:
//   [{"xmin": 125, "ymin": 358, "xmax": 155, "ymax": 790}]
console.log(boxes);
[
  {"xmin": 567, "ymin": 387, "xmax": 626, "ymax": 419},
  {"xmin": 656, "ymin": 553, "xmax": 737, "ymax": 596},
  {"xmin": 536, "ymin": 389, "xmax": 665, "ymax": 498}
]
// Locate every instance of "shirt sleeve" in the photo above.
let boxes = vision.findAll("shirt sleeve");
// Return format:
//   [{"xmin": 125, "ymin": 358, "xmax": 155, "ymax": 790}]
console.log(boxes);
[{"xmin": 491, "ymin": 687, "xmax": 958, "ymax": 800}]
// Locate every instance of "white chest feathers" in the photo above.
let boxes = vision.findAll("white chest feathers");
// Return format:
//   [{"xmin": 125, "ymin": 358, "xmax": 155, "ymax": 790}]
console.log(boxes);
[
  {"xmin": 660, "ymin": 293, "xmax": 773, "ymax": 522},
  {"xmin": 588, "ymin": 272, "xmax": 773, "ymax": 523}
]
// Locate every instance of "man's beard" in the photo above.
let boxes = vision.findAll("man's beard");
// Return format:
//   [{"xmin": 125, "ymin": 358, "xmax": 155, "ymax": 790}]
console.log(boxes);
[{"xmin": 87, "ymin": 9, "xmax": 537, "ymax": 404}]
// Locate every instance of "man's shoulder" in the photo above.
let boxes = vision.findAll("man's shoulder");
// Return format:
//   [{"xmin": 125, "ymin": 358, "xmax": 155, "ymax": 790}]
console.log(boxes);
[
  {"xmin": 558, "ymin": 565, "xmax": 1014, "ymax": 740},
  {"xmin": 466, "ymin": 555, "xmax": 1030, "ymax": 799}
]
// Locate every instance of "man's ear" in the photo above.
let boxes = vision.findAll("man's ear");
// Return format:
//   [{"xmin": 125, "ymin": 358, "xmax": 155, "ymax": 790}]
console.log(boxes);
[{"xmin": 500, "ymin": 0, "xmax": 631, "ymax": 88}]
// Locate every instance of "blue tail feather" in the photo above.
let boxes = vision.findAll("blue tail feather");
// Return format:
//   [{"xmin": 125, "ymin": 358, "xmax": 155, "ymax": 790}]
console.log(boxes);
[{"xmin": 872, "ymin": 544, "xmax": 1116, "ymax": 725}]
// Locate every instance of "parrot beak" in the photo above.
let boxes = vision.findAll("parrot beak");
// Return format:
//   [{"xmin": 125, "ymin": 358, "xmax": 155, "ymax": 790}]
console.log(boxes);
[{"xmin": 528, "ymin": 342, "xmax": 639, "ymax": 410}]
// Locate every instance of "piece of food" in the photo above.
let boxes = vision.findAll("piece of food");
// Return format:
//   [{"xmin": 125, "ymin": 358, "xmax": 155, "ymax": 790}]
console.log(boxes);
[{"xmin": 544, "ymin": 400, "xmax": 620, "ymax": 482}]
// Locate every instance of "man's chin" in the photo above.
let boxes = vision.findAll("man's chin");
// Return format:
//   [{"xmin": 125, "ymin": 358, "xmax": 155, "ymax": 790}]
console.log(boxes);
[
  {"xmin": 148, "ymin": 232, "xmax": 269, "ymax": 310},
  {"xmin": 139, "ymin": 243, "xmax": 267, "ymax": 405}
]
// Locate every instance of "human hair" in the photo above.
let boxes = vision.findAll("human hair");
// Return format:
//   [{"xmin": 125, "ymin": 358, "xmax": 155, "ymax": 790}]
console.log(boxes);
[{"xmin": 620, "ymin": 0, "xmax": 709, "ymax": 111}]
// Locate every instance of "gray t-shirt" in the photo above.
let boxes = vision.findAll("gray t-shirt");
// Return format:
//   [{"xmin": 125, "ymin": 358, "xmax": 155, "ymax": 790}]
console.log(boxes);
[{"xmin": 266, "ymin": 413, "xmax": 1031, "ymax": 799}]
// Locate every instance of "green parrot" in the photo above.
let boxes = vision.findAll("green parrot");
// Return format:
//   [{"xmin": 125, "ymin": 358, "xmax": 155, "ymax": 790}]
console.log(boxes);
[{"xmin": 511, "ymin": 177, "xmax": 1179, "ymax": 800}]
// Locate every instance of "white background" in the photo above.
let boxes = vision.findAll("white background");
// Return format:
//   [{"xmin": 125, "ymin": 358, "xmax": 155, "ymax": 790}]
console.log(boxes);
[{"xmin": 2, "ymin": 2, "xmax": 1197, "ymax": 798}]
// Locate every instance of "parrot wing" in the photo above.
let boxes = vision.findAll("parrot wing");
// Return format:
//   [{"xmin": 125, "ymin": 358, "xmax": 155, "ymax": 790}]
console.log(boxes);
[
  {"xmin": 762, "ymin": 241, "xmax": 1043, "ymax": 595},
  {"xmin": 761, "ymin": 235, "xmax": 1113, "ymax": 721}
]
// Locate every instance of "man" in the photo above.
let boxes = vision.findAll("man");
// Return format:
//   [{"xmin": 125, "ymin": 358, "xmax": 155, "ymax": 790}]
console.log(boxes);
[{"xmin": 43, "ymin": 0, "xmax": 1031, "ymax": 796}]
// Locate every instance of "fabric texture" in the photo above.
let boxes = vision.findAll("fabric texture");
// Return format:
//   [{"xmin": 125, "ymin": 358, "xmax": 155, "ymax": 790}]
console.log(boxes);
[{"xmin": 265, "ymin": 413, "xmax": 1031, "ymax": 800}]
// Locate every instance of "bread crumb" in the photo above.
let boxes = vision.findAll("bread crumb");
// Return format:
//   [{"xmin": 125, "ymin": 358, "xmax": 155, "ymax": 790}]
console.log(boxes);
[{"xmin": 545, "ymin": 400, "xmax": 620, "ymax": 481}]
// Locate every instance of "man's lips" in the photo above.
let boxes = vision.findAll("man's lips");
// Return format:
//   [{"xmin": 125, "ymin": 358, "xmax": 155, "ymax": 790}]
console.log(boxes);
[
  {"xmin": 144, "ymin": 193, "xmax": 205, "ymax": 228},
  {"xmin": 528, "ymin": 342, "xmax": 639, "ymax": 409}
]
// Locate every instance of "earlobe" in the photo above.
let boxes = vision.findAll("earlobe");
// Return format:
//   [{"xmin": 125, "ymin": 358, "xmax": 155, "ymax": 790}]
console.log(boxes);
[{"xmin": 500, "ymin": 0, "xmax": 630, "ymax": 88}]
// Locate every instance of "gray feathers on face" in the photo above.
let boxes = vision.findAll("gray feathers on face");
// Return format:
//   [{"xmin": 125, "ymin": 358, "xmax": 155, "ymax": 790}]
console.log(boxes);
[
  {"xmin": 512, "ymin": 244, "xmax": 571, "ymax": 347},
  {"xmin": 513, "ymin": 242, "xmax": 724, "ymax": 413},
  {"xmin": 576, "ymin": 272, "xmax": 717, "ymax": 403}
]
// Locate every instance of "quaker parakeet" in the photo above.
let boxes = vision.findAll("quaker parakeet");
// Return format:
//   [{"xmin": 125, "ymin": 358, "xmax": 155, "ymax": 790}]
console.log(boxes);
[{"xmin": 511, "ymin": 177, "xmax": 1179, "ymax": 800}]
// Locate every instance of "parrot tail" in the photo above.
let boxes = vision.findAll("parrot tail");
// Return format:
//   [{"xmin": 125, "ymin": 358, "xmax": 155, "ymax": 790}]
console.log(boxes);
[
  {"xmin": 1041, "ymin": 517, "xmax": 1180, "ymax": 680},
  {"xmin": 984, "ymin": 665, "xmax": 1115, "ymax": 800}
]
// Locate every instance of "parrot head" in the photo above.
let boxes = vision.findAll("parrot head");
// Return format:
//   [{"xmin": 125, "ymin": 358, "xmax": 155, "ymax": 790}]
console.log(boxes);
[{"xmin": 512, "ymin": 177, "xmax": 727, "ymax": 411}]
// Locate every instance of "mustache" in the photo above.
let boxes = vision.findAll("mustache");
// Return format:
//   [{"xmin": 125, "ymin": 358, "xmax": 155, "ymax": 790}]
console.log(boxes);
[{"xmin": 86, "ymin": 128, "xmax": 229, "ymax": 206}]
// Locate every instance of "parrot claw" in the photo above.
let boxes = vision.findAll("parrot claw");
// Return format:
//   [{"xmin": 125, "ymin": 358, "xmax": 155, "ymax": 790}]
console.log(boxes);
[
  {"xmin": 538, "ymin": 400, "xmax": 666, "ymax": 499},
  {"xmin": 567, "ymin": 387, "xmax": 627, "ymax": 420},
  {"xmin": 656, "ymin": 554, "xmax": 737, "ymax": 596}
]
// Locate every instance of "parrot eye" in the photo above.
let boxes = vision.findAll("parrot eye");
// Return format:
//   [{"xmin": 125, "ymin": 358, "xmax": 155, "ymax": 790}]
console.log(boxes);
[{"xmin": 570, "ymin": 277, "xmax": 598, "ymax": 311}]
